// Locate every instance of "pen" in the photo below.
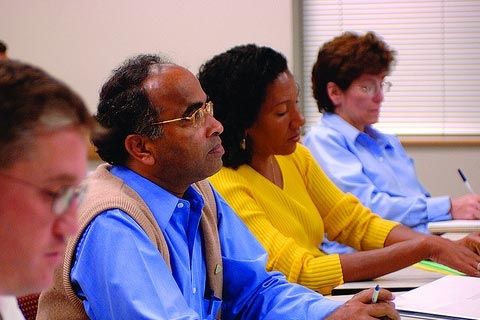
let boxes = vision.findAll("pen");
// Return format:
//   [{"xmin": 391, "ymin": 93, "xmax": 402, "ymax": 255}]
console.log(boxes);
[
  {"xmin": 458, "ymin": 168, "xmax": 475, "ymax": 194},
  {"xmin": 371, "ymin": 284, "xmax": 380, "ymax": 303}
]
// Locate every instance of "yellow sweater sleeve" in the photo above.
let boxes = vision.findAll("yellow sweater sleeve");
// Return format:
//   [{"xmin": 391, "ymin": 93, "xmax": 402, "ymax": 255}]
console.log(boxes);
[
  {"xmin": 209, "ymin": 144, "xmax": 398, "ymax": 295},
  {"xmin": 298, "ymin": 145, "xmax": 398, "ymax": 251}
]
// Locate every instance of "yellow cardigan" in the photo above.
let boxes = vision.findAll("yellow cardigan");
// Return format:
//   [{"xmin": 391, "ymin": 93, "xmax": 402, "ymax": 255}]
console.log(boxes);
[{"xmin": 209, "ymin": 144, "xmax": 398, "ymax": 295}]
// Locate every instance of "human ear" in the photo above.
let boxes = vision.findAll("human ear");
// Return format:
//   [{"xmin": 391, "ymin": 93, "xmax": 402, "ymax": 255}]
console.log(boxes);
[
  {"xmin": 124, "ymin": 134, "xmax": 155, "ymax": 165},
  {"xmin": 327, "ymin": 82, "xmax": 342, "ymax": 106}
]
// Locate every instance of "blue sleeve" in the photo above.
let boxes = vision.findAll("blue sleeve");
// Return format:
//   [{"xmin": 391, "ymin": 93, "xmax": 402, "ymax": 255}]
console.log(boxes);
[
  {"xmin": 71, "ymin": 210, "xmax": 201, "ymax": 320},
  {"xmin": 304, "ymin": 129, "xmax": 451, "ymax": 232},
  {"xmin": 213, "ymin": 191, "xmax": 342, "ymax": 319}
]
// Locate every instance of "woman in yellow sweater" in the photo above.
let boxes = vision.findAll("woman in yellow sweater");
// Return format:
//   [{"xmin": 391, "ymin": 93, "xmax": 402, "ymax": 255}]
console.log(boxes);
[{"xmin": 197, "ymin": 44, "xmax": 480, "ymax": 295}]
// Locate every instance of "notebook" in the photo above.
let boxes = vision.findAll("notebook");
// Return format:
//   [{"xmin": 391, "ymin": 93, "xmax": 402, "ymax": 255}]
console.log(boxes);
[
  {"xmin": 427, "ymin": 220, "xmax": 480, "ymax": 234},
  {"xmin": 395, "ymin": 275, "xmax": 480, "ymax": 319}
]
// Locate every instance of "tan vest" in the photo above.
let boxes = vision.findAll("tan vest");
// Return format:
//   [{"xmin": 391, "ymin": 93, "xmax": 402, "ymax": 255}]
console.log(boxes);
[{"xmin": 36, "ymin": 164, "xmax": 223, "ymax": 319}]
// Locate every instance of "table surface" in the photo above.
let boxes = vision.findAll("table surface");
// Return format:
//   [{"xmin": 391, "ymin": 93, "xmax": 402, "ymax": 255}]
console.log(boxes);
[
  {"xmin": 328, "ymin": 233, "xmax": 470, "ymax": 319},
  {"xmin": 327, "ymin": 293, "xmax": 428, "ymax": 320},
  {"xmin": 331, "ymin": 264, "xmax": 445, "ymax": 295}
]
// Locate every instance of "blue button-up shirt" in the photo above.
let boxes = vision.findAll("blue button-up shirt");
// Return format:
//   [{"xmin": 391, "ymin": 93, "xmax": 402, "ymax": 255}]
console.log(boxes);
[
  {"xmin": 303, "ymin": 113, "xmax": 451, "ymax": 254},
  {"xmin": 71, "ymin": 165, "xmax": 341, "ymax": 319}
]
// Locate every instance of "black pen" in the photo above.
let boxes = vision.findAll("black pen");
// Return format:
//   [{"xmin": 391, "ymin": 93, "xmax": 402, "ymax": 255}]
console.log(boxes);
[{"xmin": 458, "ymin": 168, "xmax": 475, "ymax": 194}]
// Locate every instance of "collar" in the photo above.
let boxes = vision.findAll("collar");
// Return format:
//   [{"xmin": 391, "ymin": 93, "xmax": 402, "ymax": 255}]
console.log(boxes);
[{"xmin": 110, "ymin": 166, "xmax": 204, "ymax": 230}]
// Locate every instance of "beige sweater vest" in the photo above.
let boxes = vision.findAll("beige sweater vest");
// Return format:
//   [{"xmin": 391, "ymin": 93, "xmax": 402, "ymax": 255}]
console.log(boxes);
[{"xmin": 36, "ymin": 164, "xmax": 223, "ymax": 319}]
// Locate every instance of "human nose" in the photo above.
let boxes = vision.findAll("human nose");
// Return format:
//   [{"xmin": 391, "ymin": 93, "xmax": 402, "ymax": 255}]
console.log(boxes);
[
  {"xmin": 52, "ymin": 202, "xmax": 79, "ymax": 237},
  {"xmin": 291, "ymin": 107, "xmax": 306, "ymax": 128},
  {"xmin": 374, "ymin": 81, "xmax": 391, "ymax": 101},
  {"xmin": 373, "ymin": 90, "xmax": 384, "ymax": 102},
  {"xmin": 206, "ymin": 113, "xmax": 224, "ymax": 136}
]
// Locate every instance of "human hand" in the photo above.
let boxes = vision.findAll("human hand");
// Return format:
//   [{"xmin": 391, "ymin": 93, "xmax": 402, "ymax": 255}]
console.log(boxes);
[
  {"xmin": 455, "ymin": 232, "xmax": 480, "ymax": 255},
  {"xmin": 325, "ymin": 287, "xmax": 399, "ymax": 320},
  {"xmin": 427, "ymin": 234, "xmax": 480, "ymax": 276},
  {"xmin": 451, "ymin": 194, "xmax": 480, "ymax": 219}
]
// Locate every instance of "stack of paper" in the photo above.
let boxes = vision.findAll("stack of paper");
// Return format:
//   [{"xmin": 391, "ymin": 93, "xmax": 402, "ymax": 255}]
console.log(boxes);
[
  {"xmin": 427, "ymin": 220, "xmax": 480, "ymax": 234},
  {"xmin": 395, "ymin": 275, "xmax": 480, "ymax": 319}
]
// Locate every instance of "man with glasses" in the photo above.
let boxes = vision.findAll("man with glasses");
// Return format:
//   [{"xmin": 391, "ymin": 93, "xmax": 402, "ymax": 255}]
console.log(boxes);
[
  {"xmin": 303, "ymin": 31, "xmax": 480, "ymax": 255},
  {"xmin": 37, "ymin": 54, "xmax": 400, "ymax": 319},
  {"xmin": 0, "ymin": 59, "xmax": 94, "ymax": 318}
]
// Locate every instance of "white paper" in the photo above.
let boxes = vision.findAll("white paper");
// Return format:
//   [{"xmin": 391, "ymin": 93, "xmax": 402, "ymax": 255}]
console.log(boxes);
[
  {"xmin": 395, "ymin": 275, "xmax": 480, "ymax": 319},
  {"xmin": 427, "ymin": 220, "xmax": 480, "ymax": 234}
]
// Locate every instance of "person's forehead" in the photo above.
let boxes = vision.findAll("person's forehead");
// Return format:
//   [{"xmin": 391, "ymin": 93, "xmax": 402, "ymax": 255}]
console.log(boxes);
[
  {"xmin": 143, "ymin": 64, "xmax": 205, "ymax": 107},
  {"xmin": 9, "ymin": 128, "xmax": 87, "ymax": 183}
]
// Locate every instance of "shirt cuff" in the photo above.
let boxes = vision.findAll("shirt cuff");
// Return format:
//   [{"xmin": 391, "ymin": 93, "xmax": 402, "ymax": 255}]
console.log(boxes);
[{"xmin": 426, "ymin": 196, "xmax": 452, "ymax": 221}]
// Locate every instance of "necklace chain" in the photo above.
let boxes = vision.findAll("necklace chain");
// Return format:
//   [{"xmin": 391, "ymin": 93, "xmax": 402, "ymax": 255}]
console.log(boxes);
[{"xmin": 270, "ymin": 157, "xmax": 277, "ymax": 185}]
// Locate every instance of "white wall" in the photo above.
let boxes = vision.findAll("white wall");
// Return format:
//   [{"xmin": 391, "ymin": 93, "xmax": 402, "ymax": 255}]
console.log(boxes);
[
  {"xmin": 2, "ymin": 0, "xmax": 479, "ymax": 198},
  {"xmin": 405, "ymin": 145, "xmax": 480, "ymax": 198},
  {"xmin": 1, "ymin": 0, "xmax": 293, "ymax": 113}
]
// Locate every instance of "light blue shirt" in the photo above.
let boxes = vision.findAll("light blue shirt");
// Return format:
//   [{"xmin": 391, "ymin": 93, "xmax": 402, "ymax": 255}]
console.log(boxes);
[
  {"xmin": 71, "ymin": 165, "xmax": 341, "ymax": 319},
  {"xmin": 303, "ymin": 113, "xmax": 451, "ymax": 254}
]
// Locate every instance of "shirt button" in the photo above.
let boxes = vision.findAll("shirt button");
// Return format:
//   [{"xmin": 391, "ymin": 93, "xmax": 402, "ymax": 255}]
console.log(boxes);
[
  {"xmin": 177, "ymin": 203, "xmax": 184, "ymax": 208},
  {"xmin": 192, "ymin": 287, "xmax": 197, "ymax": 294}
]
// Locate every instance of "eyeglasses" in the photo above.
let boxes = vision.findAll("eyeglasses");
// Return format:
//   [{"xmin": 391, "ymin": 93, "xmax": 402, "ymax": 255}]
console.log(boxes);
[
  {"xmin": 0, "ymin": 171, "xmax": 86, "ymax": 216},
  {"xmin": 357, "ymin": 81, "xmax": 392, "ymax": 97},
  {"xmin": 149, "ymin": 101, "xmax": 214, "ymax": 128}
]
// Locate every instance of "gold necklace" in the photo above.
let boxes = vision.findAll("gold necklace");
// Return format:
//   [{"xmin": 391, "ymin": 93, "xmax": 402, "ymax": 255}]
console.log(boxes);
[{"xmin": 270, "ymin": 156, "xmax": 277, "ymax": 185}]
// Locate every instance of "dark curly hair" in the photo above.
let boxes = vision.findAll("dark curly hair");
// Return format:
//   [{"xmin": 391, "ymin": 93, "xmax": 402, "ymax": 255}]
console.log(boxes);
[
  {"xmin": 92, "ymin": 54, "xmax": 172, "ymax": 165},
  {"xmin": 312, "ymin": 31, "xmax": 396, "ymax": 113},
  {"xmin": 198, "ymin": 44, "xmax": 288, "ymax": 169}
]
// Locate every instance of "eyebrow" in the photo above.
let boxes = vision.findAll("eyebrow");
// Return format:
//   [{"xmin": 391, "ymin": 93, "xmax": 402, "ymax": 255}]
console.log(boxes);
[
  {"xmin": 182, "ymin": 101, "xmax": 204, "ymax": 117},
  {"xmin": 44, "ymin": 173, "xmax": 83, "ymax": 186}
]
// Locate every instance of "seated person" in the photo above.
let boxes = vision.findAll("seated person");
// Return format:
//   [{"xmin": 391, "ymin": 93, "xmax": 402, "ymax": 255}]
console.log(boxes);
[
  {"xmin": 198, "ymin": 43, "xmax": 480, "ymax": 295},
  {"xmin": 36, "ymin": 53, "xmax": 399, "ymax": 320},
  {"xmin": 302, "ymin": 31, "xmax": 480, "ymax": 254},
  {"xmin": 0, "ymin": 59, "xmax": 93, "ymax": 317}
]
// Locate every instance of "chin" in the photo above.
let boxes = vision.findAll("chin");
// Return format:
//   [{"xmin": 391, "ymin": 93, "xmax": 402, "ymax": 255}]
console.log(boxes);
[
  {"xmin": 35, "ymin": 271, "xmax": 55, "ymax": 292},
  {"xmin": 369, "ymin": 115, "xmax": 380, "ymax": 124},
  {"xmin": 209, "ymin": 164, "xmax": 223, "ymax": 176},
  {"xmin": 284, "ymin": 143, "xmax": 297, "ymax": 155}
]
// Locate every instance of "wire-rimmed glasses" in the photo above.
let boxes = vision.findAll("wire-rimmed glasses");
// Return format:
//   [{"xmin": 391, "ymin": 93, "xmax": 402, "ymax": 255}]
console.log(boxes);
[
  {"xmin": 149, "ymin": 101, "xmax": 214, "ymax": 128},
  {"xmin": 357, "ymin": 81, "xmax": 392, "ymax": 97},
  {"xmin": 0, "ymin": 171, "xmax": 86, "ymax": 216}
]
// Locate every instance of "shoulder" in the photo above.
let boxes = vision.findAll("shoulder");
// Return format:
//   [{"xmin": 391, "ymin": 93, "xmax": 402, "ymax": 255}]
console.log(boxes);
[
  {"xmin": 290, "ymin": 143, "xmax": 317, "ymax": 162},
  {"xmin": 304, "ymin": 121, "xmax": 349, "ymax": 149},
  {"xmin": 209, "ymin": 165, "xmax": 250, "ymax": 186},
  {"xmin": 305, "ymin": 118, "xmax": 338, "ymax": 138}
]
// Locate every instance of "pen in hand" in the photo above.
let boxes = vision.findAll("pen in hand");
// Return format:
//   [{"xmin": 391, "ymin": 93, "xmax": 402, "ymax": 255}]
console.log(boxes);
[
  {"xmin": 458, "ymin": 168, "xmax": 475, "ymax": 194},
  {"xmin": 370, "ymin": 285, "xmax": 396, "ymax": 320},
  {"xmin": 371, "ymin": 284, "xmax": 380, "ymax": 303}
]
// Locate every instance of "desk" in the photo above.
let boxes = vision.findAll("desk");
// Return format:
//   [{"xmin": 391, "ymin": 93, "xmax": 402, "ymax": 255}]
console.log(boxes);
[
  {"xmin": 330, "ymin": 266, "xmax": 447, "ymax": 319},
  {"xmin": 329, "ymin": 233, "xmax": 471, "ymax": 319},
  {"xmin": 331, "ymin": 265, "xmax": 445, "ymax": 295},
  {"xmin": 327, "ymin": 293, "xmax": 428, "ymax": 320},
  {"xmin": 333, "ymin": 232, "xmax": 468, "ymax": 295}
]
